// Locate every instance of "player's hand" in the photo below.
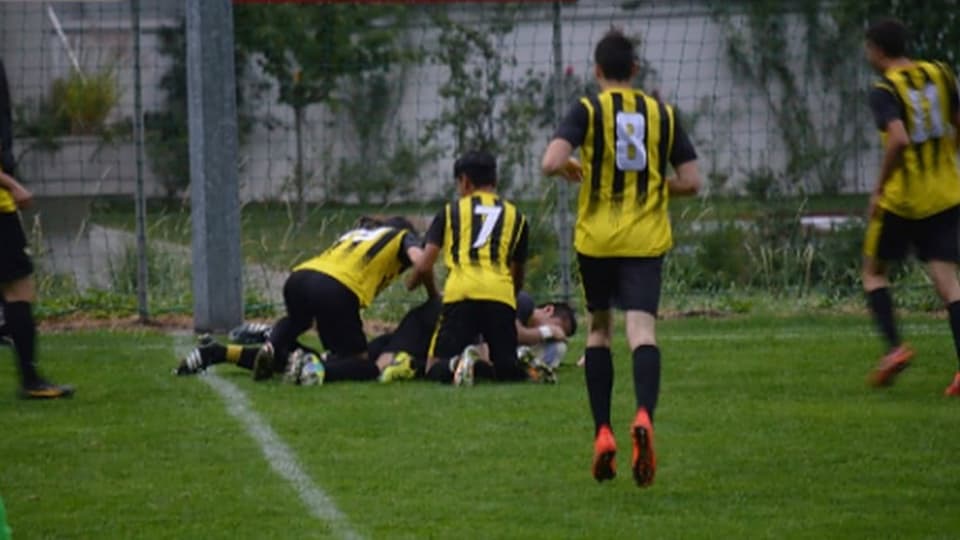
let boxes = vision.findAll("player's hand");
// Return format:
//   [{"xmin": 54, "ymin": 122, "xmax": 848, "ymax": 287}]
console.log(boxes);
[
  {"xmin": 547, "ymin": 324, "xmax": 568, "ymax": 342},
  {"xmin": 558, "ymin": 157, "xmax": 582, "ymax": 183},
  {"xmin": 11, "ymin": 183, "xmax": 33, "ymax": 209}
]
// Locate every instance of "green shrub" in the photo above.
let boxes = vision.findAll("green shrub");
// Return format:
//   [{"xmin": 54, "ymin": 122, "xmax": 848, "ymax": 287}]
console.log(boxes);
[{"xmin": 51, "ymin": 69, "xmax": 119, "ymax": 135}]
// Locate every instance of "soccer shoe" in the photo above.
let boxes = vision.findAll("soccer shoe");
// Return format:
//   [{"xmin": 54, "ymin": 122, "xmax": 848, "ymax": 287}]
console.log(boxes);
[
  {"xmin": 868, "ymin": 344, "xmax": 915, "ymax": 387},
  {"xmin": 945, "ymin": 372, "xmax": 960, "ymax": 396},
  {"xmin": 173, "ymin": 335, "xmax": 219, "ymax": 375},
  {"xmin": 19, "ymin": 379, "xmax": 75, "ymax": 400},
  {"xmin": 252, "ymin": 342, "xmax": 275, "ymax": 381},
  {"xmin": 518, "ymin": 347, "xmax": 557, "ymax": 384},
  {"xmin": 380, "ymin": 352, "xmax": 416, "ymax": 383},
  {"xmin": 228, "ymin": 322, "xmax": 272, "ymax": 345},
  {"xmin": 631, "ymin": 408, "xmax": 656, "ymax": 488},
  {"xmin": 592, "ymin": 425, "xmax": 617, "ymax": 482},
  {"xmin": 453, "ymin": 345, "xmax": 480, "ymax": 387}
]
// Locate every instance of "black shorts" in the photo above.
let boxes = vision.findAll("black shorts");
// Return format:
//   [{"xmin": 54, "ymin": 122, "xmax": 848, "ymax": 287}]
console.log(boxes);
[
  {"xmin": 429, "ymin": 300, "xmax": 525, "ymax": 381},
  {"xmin": 0, "ymin": 211, "xmax": 33, "ymax": 283},
  {"xmin": 276, "ymin": 270, "xmax": 367, "ymax": 357},
  {"xmin": 577, "ymin": 253, "xmax": 663, "ymax": 315},
  {"xmin": 864, "ymin": 205, "xmax": 960, "ymax": 263}
]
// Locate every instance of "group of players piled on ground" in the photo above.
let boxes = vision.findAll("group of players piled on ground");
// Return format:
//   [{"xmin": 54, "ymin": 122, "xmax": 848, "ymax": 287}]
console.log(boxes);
[{"xmin": 3, "ymin": 22, "xmax": 960, "ymax": 488}]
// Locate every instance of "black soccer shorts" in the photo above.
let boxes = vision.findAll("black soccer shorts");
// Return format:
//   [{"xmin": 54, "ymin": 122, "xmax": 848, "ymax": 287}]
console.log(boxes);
[
  {"xmin": 864, "ymin": 205, "xmax": 960, "ymax": 263},
  {"xmin": 429, "ymin": 299, "xmax": 526, "ymax": 381},
  {"xmin": 577, "ymin": 253, "xmax": 663, "ymax": 316}
]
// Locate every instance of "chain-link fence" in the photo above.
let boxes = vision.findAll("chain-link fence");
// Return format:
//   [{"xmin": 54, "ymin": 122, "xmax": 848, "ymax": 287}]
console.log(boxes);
[{"xmin": 1, "ymin": 0, "xmax": 955, "ymax": 323}]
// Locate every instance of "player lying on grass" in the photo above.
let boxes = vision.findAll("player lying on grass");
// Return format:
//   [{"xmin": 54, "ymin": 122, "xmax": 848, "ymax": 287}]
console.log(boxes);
[
  {"xmin": 174, "ymin": 215, "xmax": 435, "ymax": 382},
  {"xmin": 183, "ymin": 290, "xmax": 577, "ymax": 386}
]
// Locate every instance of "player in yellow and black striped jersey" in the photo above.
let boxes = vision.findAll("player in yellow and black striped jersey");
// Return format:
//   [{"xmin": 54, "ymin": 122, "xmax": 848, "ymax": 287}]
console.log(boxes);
[
  {"xmin": 0, "ymin": 55, "xmax": 73, "ymax": 399},
  {"xmin": 409, "ymin": 150, "xmax": 532, "ymax": 384},
  {"xmin": 175, "ymin": 216, "xmax": 434, "ymax": 384},
  {"xmin": 859, "ymin": 19, "xmax": 960, "ymax": 396},
  {"xmin": 541, "ymin": 29, "xmax": 702, "ymax": 486}
]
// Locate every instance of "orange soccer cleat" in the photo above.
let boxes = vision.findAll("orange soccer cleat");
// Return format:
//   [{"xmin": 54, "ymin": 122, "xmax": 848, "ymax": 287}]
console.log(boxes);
[
  {"xmin": 945, "ymin": 372, "xmax": 960, "ymax": 397},
  {"xmin": 592, "ymin": 425, "xmax": 617, "ymax": 483},
  {"xmin": 631, "ymin": 408, "xmax": 656, "ymax": 488},
  {"xmin": 868, "ymin": 344, "xmax": 914, "ymax": 387}
]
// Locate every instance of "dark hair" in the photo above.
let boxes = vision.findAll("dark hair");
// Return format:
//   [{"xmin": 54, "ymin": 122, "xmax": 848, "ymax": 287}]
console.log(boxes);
[
  {"xmin": 594, "ymin": 29, "xmax": 636, "ymax": 82},
  {"xmin": 384, "ymin": 215, "xmax": 416, "ymax": 233},
  {"xmin": 356, "ymin": 215, "xmax": 384, "ymax": 229},
  {"xmin": 453, "ymin": 150, "xmax": 497, "ymax": 187},
  {"xmin": 541, "ymin": 301, "xmax": 577, "ymax": 337},
  {"xmin": 866, "ymin": 18, "xmax": 908, "ymax": 58}
]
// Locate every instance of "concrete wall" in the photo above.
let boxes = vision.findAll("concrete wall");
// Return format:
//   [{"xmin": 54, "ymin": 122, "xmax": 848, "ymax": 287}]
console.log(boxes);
[{"xmin": 0, "ymin": 0, "xmax": 882, "ymax": 203}]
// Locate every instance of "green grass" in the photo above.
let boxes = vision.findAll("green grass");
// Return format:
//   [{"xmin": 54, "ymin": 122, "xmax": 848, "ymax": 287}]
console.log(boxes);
[{"xmin": 2, "ymin": 315, "xmax": 960, "ymax": 538}]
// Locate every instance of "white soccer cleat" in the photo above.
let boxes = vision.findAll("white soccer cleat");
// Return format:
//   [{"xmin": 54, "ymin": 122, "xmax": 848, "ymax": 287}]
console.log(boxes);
[{"xmin": 453, "ymin": 345, "xmax": 480, "ymax": 387}]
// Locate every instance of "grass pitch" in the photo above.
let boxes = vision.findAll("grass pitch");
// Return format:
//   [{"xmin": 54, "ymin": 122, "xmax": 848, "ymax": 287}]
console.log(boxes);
[{"xmin": 1, "ymin": 315, "xmax": 958, "ymax": 539}]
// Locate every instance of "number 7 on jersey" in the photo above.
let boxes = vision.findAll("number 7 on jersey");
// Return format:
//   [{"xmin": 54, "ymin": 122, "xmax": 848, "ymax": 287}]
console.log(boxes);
[{"xmin": 472, "ymin": 205, "xmax": 503, "ymax": 248}]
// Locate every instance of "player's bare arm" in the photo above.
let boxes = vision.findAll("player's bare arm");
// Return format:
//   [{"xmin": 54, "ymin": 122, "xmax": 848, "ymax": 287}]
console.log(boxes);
[
  {"xmin": 0, "ymin": 170, "xmax": 31, "ymax": 209},
  {"xmin": 404, "ymin": 245, "xmax": 439, "ymax": 298},
  {"xmin": 510, "ymin": 260, "xmax": 525, "ymax": 296},
  {"xmin": 666, "ymin": 161, "xmax": 702, "ymax": 197},
  {"xmin": 869, "ymin": 118, "xmax": 910, "ymax": 217},
  {"xmin": 541, "ymin": 139, "xmax": 582, "ymax": 182},
  {"xmin": 516, "ymin": 320, "xmax": 567, "ymax": 346}
]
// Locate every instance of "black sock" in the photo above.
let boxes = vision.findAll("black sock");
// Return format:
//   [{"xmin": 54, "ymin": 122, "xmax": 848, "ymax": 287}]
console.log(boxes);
[
  {"xmin": 633, "ymin": 345, "xmax": 661, "ymax": 422},
  {"xmin": 867, "ymin": 288, "xmax": 900, "ymax": 350},
  {"xmin": 584, "ymin": 347, "xmax": 614, "ymax": 435},
  {"xmin": 323, "ymin": 356, "xmax": 379, "ymax": 382},
  {"xmin": 947, "ymin": 301, "xmax": 960, "ymax": 371},
  {"xmin": 5, "ymin": 301, "xmax": 41, "ymax": 386},
  {"xmin": 426, "ymin": 359, "xmax": 453, "ymax": 383},
  {"xmin": 236, "ymin": 347, "xmax": 259, "ymax": 370}
]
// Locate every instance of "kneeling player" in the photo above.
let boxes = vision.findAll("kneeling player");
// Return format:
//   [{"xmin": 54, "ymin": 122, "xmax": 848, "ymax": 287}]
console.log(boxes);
[
  {"xmin": 410, "ymin": 150, "xmax": 532, "ymax": 385},
  {"xmin": 175, "ymin": 216, "xmax": 432, "ymax": 381}
]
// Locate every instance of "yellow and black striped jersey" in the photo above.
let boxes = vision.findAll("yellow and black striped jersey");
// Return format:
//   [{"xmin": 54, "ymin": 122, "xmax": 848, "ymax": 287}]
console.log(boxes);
[
  {"xmin": 294, "ymin": 226, "xmax": 417, "ymax": 308},
  {"xmin": 555, "ymin": 88, "xmax": 697, "ymax": 257},
  {"xmin": 425, "ymin": 191, "xmax": 529, "ymax": 308},
  {"xmin": 870, "ymin": 60, "xmax": 960, "ymax": 219}
]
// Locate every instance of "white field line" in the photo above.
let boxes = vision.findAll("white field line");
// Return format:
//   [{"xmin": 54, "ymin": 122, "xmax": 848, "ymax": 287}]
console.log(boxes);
[{"xmin": 171, "ymin": 333, "xmax": 362, "ymax": 540}]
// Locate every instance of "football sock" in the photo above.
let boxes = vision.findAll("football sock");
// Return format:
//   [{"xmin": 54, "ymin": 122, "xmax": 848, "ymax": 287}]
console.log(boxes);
[
  {"xmin": 323, "ymin": 356, "xmax": 379, "ymax": 382},
  {"xmin": 4, "ymin": 301, "xmax": 41, "ymax": 387},
  {"xmin": 632, "ymin": 345, "xmax": 661, "ymax": 422},
  {"xmin": 236, "ymin": 347, "xmax": 259, "ymax": 370},
  {"xmin": 947, "ymin": 301, "xmax": 960, "ymax": 370},
  {"xmin": 867, "ymin": 288, "xmax": 900, "ymax": 351},
  {"xmin": 584, "ymin": 347, "xmax": 614, "ymax": 435},
  {"xmin": 223, "ymin": 345, "xmax": 259, "ymax": 370},
  {"xmin": 425, "ymin": 359, "xmax": 454, "ymax": 383}
]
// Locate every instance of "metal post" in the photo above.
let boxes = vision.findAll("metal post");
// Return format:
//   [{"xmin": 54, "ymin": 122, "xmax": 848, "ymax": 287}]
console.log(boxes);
[
  {"xmin": 186, "ymin": 0, "xmax": 243, "ymax": 332},
  {"xmin": 131, "ymin": 0, "xmax": 149, "ymax": 321},
  {"xmin": 551, "ymin": 1, "xmax": 573, "ymax": 302}
]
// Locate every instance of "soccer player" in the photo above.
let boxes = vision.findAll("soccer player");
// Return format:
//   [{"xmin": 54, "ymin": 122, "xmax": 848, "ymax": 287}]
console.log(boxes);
[
  {"xmin": 540, "ymin": 29, "xmax": 701, "ymax": 486},
  {"xmin": 860, "ymin": 18, "xmax": 960, "ymax": 395},
  {"xmin": 0, "ymin": 58, "xmax": 73, "ymax": 399},
  {"xmin": 175, "ymin": 216, "xmax": 432, "ymax": 383},
  {"xmin": 375, "ymin": 291, "xmax": 578, "ymax": 383},
  {"xmin": 410, "ymin": 150, "xmax": 532, "ymax": 385}
]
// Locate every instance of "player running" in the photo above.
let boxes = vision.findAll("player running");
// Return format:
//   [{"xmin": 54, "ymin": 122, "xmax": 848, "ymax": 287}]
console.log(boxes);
[
  {"xmin": 541, "ymin": 29, "xmax": 701, "ymax": 486},
  {"xmin": 860, "ymin": 18, "xmax": 960, "ymax": 395}
]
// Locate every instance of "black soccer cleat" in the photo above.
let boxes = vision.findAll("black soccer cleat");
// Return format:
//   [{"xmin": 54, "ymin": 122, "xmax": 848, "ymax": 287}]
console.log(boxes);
[
  {"xmin": 228, "ymin": 322, "xmax": 272, "ymax": 345},
  {"xmin": 174, "ymin": 335, "xmax": 221, "ymax": 376}
]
